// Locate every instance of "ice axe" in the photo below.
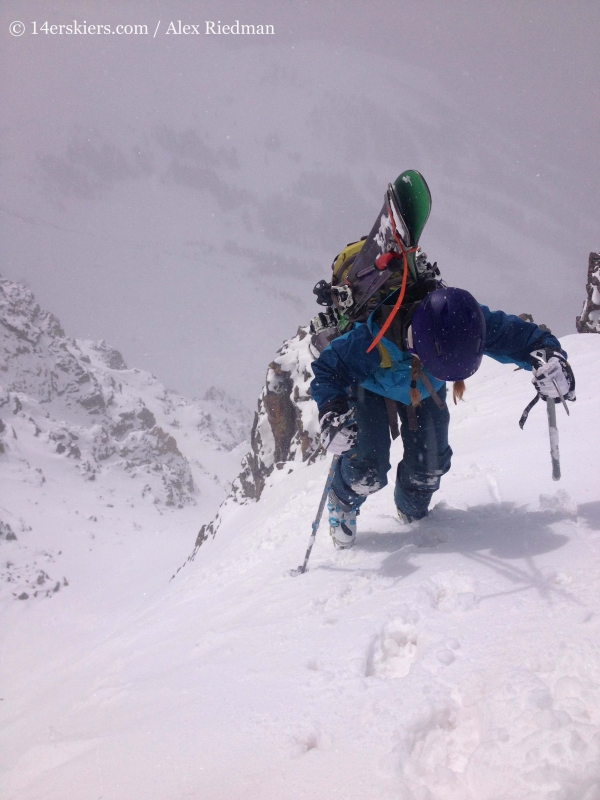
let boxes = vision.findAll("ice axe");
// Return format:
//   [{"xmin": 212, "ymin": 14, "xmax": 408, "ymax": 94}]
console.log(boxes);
[
  {"xmin": 519, "ymin": 350, "xmax": 568, "ymax": 481},
  {"xmin": 545, "ymin": 394, "xmax": 561, "ymax": 481},
  {"xmin": 290, "ymin": 455, "xmax": 339, "ymax": 576}
]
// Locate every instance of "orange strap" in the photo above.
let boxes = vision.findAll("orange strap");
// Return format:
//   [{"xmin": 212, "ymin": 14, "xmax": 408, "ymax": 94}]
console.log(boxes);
[{"xmin": 366, "ymin": 200, "xmax": 417, "ymax": 354}]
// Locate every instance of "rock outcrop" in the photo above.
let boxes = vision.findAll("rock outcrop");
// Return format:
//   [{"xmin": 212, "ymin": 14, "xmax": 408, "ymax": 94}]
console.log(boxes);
[
  {"xmin": 231, "ymin": 326, "xmax": 321, "ymax": 503},
  {"xmin": 576, "ymin": 252, "xmax": 600, "ymax": 333},
  {"xmin": 185, "ymin": 326, "xmax": 322, "ymax": 564}
]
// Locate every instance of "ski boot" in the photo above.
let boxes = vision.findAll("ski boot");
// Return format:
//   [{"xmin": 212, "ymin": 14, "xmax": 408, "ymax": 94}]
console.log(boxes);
[
  {"xmin": 327, "ymin": 491, "xmax": 357, "ymax": 549},
  {"xmin": 397, "ymin": 509, "xmax": 414, "ymax": 525},
  {"xmin": 397, "ymin": 508, "xmax": 428, "ymax": 525}
]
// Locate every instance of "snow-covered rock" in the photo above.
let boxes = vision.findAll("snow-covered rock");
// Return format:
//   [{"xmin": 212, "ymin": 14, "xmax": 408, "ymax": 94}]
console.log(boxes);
[
  {"xmin": 576, "ymin": 251, "xmax": 600, "ymax": 333},
  {"xmin": 0, "ymin": 277, "xmax": 250, "ymax": 509},
  {"xmin": 196, "ymin": 386, "xmax": 254, "ymax": 453},
  {"xmin": 186, "ymin": 326, "xmax": 321, "ymax": 563},
  {"xmin": 233, "ymin": 325, "xmax": 322, "ymax": 503},
  {"xmin": 0, "ymin": 276, "xmax": 251, "ymax": 601}
]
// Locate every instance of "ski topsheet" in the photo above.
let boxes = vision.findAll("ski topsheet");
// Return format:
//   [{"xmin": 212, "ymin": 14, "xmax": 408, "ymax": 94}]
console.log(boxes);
[
  {"xmin": 390, "ymin": 170, "xmax": 432, "ymax": 248},
  {"xmin": 341, "ymin": 170, "xmax": 432, "ymax": 319}
]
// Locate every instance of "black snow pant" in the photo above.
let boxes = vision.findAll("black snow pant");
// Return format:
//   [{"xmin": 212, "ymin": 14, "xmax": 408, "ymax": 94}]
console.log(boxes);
[{"xmin": 330, "ymin": 385, "xmax": 452, "ymax": 520}]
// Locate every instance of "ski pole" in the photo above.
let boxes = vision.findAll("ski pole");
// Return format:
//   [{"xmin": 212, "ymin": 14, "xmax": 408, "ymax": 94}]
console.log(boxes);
[
  {"xmin": 291, "ymin": 455, "xmax": 339, "ymax": 576},
  {"xmin": 546, "ymin": 397, "xmax": 561, "ymax": 481}
]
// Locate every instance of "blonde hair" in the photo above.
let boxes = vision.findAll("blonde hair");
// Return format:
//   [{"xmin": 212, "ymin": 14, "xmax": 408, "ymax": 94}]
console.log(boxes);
[{"xmin": 452, "ymin": 380, "xmax": 465, "ymax": 404}]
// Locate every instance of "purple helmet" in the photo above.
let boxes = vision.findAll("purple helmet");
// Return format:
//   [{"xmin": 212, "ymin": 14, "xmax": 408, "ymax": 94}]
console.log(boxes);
[{"xmin": 411, "ymin": 287, "xmax": 486, "ymax": 380}]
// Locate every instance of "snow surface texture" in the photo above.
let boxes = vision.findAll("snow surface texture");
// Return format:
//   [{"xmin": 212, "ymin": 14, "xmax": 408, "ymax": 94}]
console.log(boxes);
[
  {"xmin": 0, "ymin": 277, "xmax": 250, "ymax": 602},
  {"xmin": 2, "ymin": 325, "xmax": 600, "ymax": 798}
]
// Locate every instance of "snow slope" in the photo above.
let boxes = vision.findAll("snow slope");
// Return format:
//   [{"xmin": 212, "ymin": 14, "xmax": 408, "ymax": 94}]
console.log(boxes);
[{"xmin": 1, "ymin": 334, "xmax": 600, "ymax": 799}]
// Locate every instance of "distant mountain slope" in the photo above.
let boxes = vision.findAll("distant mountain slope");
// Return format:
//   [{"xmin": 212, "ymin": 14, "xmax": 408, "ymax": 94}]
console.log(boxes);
[{"xmin": 0, "ymin": 276, "xmax": 251, "ymax": 601}]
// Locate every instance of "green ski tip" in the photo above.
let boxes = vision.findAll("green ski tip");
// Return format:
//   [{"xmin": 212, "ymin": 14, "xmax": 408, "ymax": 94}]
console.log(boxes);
[{"xmin": 390, "ymin": 170, "xmax": 432, "ymax": 247}]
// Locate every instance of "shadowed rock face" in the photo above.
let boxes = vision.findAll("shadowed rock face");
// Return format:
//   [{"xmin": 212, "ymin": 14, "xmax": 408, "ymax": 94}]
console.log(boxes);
[
  {"xmin": 231, "ymin": 326, "xmax": 322, "ymax": 504},
  {"xmin": 576, "ymin": 252, "xmax": 600, "ymax": 333},
  {"xmin": 234, "ymin": 368, "xmax": 299, "ymax": 503},
  {"xmin": 263, "ymin": 366, "xmax": 297, "ymax": 466}
]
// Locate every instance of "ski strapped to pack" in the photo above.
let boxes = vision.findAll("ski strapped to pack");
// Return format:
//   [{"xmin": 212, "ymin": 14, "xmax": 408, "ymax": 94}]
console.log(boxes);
[
  {"xmin": 366, "ymin": 188, "xmax": 420, "ymax": 353},
  {"xmin": 310, "ymin": 170, "xmax": 433, "ymax": 356}
]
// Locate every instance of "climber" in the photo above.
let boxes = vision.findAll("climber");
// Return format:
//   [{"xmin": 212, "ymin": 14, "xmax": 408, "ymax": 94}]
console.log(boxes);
[{"xmin": 310, "ymin": 286, "xmax": 576, "ymax": 549}]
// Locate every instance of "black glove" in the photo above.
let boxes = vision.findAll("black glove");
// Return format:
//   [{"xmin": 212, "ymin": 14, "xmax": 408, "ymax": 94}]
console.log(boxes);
[
  {"xmin": 319, "ymin": 406, "xmax": 358, "ymax": 455},
  {"xmin": 530, "ymin": 348, "xmax": 576, "ymax": 402}
]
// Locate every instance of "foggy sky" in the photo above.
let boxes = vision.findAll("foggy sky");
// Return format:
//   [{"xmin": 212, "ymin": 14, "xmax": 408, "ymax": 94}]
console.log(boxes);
[{"xmin": 2, "ymin": 0, "xmax": 598, "ymax": 406}]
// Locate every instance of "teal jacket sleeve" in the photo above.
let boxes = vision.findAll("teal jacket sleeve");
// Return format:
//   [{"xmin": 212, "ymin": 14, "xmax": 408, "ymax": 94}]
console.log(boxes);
[
  {"xmin": 310, "ymin": 324, "xmax": 380, "ymax": 413},
  {"xmin": 480, "ymin": 306, "xmax": 565, "ymax": 370}
]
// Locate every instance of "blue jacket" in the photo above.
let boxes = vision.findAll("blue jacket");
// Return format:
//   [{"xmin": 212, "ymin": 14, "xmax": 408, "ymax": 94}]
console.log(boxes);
[{"xmin": 310, "ymin": 304, "xmax": 563, "ymax": 411}]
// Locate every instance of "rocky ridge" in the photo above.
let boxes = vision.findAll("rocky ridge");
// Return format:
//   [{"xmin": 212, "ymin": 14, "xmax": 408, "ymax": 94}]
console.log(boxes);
[
  {"xmin": 0, "ymin": 278, "xmax": 251, "ymax": 506},
  {"xmin": 233, "ymin": 326, "xmax": 322, "ymax": 502},
  {"xmin": 0, "ymin": 276, "xmax": 251, "ymax": 599}
]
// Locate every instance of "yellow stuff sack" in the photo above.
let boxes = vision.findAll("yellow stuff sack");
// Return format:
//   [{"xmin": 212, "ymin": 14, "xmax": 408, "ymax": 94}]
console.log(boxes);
[
  {"xmin": 331, "ymin": 238, "xmax": 366, "ymax": 285},
  {"xmin": 331, "ymin": 237, "xmax": 404, "ymax": 299}
]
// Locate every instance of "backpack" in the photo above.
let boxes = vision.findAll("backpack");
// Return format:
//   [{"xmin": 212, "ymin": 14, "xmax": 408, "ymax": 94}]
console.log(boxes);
[{"xmin": 310, "ymin": 170, "xmax": 438, "ymax": 354}]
